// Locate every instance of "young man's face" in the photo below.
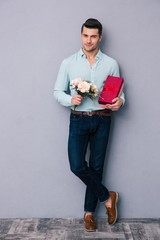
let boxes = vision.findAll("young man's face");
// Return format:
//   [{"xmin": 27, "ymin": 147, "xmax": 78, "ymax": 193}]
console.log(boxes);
[{"xmin": 81, "ymin": 26, "xmax": 102, "ymax": 53}]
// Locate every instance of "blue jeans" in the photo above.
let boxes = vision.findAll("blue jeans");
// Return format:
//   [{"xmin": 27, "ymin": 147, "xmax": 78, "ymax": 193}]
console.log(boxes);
[{"xmin": 68, "ymin": 113, "xmax": 111, "ymax": 213}]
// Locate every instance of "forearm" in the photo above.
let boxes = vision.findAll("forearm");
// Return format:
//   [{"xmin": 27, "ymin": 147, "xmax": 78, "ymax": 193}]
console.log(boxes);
[
  {"xmin": 119, "ymin": 90, "xmax": 125, "ymax": 106},
  {"xmin": 53, "ymin": 90, "xmax": 72, "ymax": 107}
]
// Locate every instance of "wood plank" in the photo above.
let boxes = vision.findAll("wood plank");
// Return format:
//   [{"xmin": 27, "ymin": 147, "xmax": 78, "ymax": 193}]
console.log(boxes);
[
  {"xmin": 122, "ymin": 223, "xmax": 133, "ymax": 240},
  {"xmin": 0, "ymin": 219, "xmax": 13, "ymax": 234},
  {"xmin": 129, "ymin": 223, "xmax": 148, "ymax": 240},
  {"xmin": 143, "ymin": 223, "xmax": 160, "ymax": 240}
]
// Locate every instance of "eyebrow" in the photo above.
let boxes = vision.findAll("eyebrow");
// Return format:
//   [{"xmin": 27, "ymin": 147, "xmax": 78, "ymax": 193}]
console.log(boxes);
[{"xmin": 83, "ymin": 34, "xmax": 98, "ymax": 37}]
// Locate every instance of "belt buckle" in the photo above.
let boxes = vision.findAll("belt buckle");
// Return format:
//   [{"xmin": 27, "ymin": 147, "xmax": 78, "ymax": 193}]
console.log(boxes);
[{"xmin": 87, "ymin": 112, "xmax": 93, "ymax": 116}]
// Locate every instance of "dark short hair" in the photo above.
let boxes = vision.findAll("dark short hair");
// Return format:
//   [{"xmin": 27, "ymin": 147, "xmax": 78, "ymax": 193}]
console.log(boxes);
[{"xmin": 81, "ymin": 18, "xmax": 103, "ymax": 36}]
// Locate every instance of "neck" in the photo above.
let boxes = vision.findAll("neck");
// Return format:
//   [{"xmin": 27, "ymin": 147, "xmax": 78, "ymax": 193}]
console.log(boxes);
[{"xmin": 82, "ymin": 48, "xmax": 99, "ymax": 60}]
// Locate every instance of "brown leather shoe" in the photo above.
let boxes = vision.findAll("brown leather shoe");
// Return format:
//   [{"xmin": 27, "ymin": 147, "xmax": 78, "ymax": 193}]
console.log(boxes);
[
  {"xmin": 84, "ymin": 214, "xmax": 97, "ymax": 231},
  {"xmin": 106, "ymin": 191, "xmax": 119, "ymax": 225}
]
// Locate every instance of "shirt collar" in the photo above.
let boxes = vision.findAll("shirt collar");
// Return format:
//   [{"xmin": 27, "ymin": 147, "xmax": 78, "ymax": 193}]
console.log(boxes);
[{"xmin": 79, "ymin": 48, "xmax": 102, "ymax": 60}]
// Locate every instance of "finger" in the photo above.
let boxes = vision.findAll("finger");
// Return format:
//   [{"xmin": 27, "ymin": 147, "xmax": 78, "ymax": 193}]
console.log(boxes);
[
  {"xmin": 73, "ymin": 102, "xmax": 80, "ymax": 106},
  {"xmin": 106, "ymin": 103, "xmax": 116, "ymax": 110},
  {"xmin": 99, "ymin": 104, "xmax": 106, "ymax": 108},
  {"xmin": 111, "ymin": 101, "xmax": 119, "ymax": 107},
  {"xmin": 73, "ymin": 98, "xmax": 80, "ymax": 103},
  {"xmin": 75, "ymin": 102, "xmax": 81, "ymax": 106},
  {"xmin": 105, "ymin": 104, "xmax": 112, "ymax": 109},
  {"xmin": 112, "ymin": 97, "xmax": 119, "ymax": 103},
  {"xmin": 110, "ymin": 105, "xmax": 120, "ymax": 111},
  {"xmin": 100, "ymin": 104, "xmax": 108, "ymax": 109},
  {"xmin": 75, "ymin": 95, "xmax": 83, "ymax": 100},
  {"xmin": 75, "ymin": 100, "xmax": 82, "ymax": 105}
]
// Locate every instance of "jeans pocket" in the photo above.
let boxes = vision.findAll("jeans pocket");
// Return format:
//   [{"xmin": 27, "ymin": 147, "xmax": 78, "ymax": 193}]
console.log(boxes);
[
  {"xmin": 99, "ymin": 115, "xmax": 111, "ymax": 122},
  {"xmin": 70, "ymin": 113, "xmax": 81, "ymax": 121}
]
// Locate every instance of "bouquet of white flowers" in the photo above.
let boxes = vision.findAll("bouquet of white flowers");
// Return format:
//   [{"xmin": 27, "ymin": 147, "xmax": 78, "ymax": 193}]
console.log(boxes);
[{"xmin": 71, "ymin": 78, "xmax": 99, "ymax": 110}]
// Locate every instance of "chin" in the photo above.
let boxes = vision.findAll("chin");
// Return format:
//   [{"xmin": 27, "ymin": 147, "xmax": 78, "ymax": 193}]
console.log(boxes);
[{"xmin": 84, "ymin": 47, "xmax": 95, "ymax": 52}]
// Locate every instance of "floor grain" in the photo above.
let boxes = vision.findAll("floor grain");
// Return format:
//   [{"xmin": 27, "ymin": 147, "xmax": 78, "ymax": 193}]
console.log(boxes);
[{"xmin": 0, "ymin": 218, "xmax": 159, "ymax": 240}]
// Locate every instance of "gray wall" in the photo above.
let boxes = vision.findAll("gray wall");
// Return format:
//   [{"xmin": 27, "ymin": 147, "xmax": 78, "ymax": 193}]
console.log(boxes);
[{"xmin": 0, "ymin": 0, "xmax": 160, "ymax": 218}]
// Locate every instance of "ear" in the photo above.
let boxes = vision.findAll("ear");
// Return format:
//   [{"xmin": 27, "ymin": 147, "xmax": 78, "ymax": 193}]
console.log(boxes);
[{"xmin": 99, "ymin": 34, "xmax": 102, "ymax": 42}]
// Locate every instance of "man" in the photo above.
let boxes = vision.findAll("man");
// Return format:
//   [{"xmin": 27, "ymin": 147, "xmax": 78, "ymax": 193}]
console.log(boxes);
[{"xmin": 54, "ymin": 18, "xmax": 125, "ymax": 231}]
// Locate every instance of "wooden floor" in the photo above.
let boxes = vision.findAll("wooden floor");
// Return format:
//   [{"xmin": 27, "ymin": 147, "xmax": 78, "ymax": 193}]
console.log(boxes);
[{"xmin": 0, "ymin": 218, "xmax": 159, "ymax": 240}]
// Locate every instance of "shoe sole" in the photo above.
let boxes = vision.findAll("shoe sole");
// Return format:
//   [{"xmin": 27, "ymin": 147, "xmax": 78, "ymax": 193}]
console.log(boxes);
[
  {"xmin": 85, "ymin": 228, "xmax": 96, "ymax": 232},
  {"xmin": 84, "ymin": 221, "xmax": 97, "ymax": 232},
  {"xmin": 110, "ymin": 192, "xmax": 119, "ymax": 225}
]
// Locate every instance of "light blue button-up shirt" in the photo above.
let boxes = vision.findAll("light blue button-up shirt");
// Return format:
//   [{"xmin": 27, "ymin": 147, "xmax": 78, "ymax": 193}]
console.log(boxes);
[{"xmin": 54, "ymin": 48, "xmax": 125, "ymax": 111}]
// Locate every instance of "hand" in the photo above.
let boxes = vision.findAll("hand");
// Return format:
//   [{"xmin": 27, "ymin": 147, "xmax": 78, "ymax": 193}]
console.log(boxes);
[
  {"xmin": 71, "ymin": 94, "xmax": 84, "ymax": 106},
  {"xmin": 99, "ymin": 97, "xmax": 123, "ymax": 111}
]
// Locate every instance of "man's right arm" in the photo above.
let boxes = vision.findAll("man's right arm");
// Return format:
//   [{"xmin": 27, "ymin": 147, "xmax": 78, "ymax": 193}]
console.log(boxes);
[
  {"xmin": 54, "ymin": 60, "xmax": 83, "ymax": 108},
  {"xmin": 53, "ymin": 60, "xmax": 72, "ymax": 107}
]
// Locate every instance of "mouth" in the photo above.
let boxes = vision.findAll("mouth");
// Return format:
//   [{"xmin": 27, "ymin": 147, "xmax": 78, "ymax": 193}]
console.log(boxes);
[{"xmin": 85, "ymin": 44, "xmax": 92, "ymax": 47}]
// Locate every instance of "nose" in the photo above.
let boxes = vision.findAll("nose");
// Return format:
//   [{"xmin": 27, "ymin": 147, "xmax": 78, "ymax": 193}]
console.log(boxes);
[{"xmin": 87, "ymin": 36, "xmax": 91, "ymax": 43}]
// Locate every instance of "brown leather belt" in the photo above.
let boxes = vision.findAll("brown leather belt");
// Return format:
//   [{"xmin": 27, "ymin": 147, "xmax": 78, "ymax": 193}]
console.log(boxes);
[{"xmin": 71, "ymin": 109, "xmax": 112, "ymax": 117}]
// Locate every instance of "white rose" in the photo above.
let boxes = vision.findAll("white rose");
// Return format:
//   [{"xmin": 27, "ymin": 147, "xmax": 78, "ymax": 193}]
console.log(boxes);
[
  {"xmin": 77, "ymin": 81, "xmax": 90, "ymax": 93},
  {"xmin": 71, "ymin": 78, "xmax": 83, "ymax": 88}
]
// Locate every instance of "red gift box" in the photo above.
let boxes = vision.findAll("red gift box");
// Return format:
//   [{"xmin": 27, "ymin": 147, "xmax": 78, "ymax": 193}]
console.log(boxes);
[{"xmin": 98, "ymin": 76, "xmax": 124, "ymax": 104}]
